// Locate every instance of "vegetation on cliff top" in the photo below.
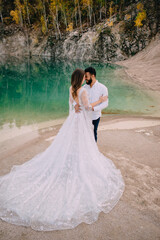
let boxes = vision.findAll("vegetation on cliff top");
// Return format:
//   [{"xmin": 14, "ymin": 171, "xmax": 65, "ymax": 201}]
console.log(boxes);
[{"xmin": 0, "ymin": 0, "xmax": 159, "ymax": 38}]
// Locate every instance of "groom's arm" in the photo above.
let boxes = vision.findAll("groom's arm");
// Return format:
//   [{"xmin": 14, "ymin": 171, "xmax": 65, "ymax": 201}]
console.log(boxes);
[{"xmin": 93, "ymin": 86, "xmax": 108, "ymax": 112}]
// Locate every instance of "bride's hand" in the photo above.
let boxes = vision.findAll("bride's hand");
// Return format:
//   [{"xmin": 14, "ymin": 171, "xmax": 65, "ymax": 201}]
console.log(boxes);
[{"xmin": 99, "ymin": 95, "xmax": 108, "ymax": 102}]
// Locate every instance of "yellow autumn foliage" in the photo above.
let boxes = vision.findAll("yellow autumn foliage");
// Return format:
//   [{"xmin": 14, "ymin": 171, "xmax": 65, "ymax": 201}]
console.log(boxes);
[
  {"xmin": 50, "ymin": 0, "xmax": 56, "ymax": 12},
  {"xmin": 41, "ymin": 16, "xmax": 47, "ymax": 34},
  {"xmin": 125, "ymin": 14, "xmax": 131, "ymax": 20},
  {"xmin": 135, "ymin": 10, "xmax": 146, "ymax": 27},
  {"xmin": 108, "ymin": 21, "xmax": 113, "ymax": 27},
  {"xmin": 82, "ymin": 0, "xmax": 92, "ymax": 7},
  {"xmin": 10, "ymin": 10, "xmax": 19, "ymax": 24},
  {"xmin": 109, "ymin": 1, "xmax": 114, "ymax": 17},
  {"xmin": 137, "ymin": 2, "xmax": 143, "ymax": 10},
  {"xmin": 66, "ymin": 22, "xmax": 73, "ymax": 32},
  {"xmin": 34, "ymin": 37, "xmax": 39, "ymax": 45},
  {"xmin": 22, "ymin": 4, "xmax": 26, "ymax": 17}
]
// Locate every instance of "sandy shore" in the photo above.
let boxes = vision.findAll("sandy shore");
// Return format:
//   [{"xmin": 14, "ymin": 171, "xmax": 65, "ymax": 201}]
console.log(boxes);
[
  {"xmin": 0, "ymin": 115, "xmax": 160, "ymax": 240},
  {"xmin": 115, "ymin": 34, "xmax": 160, "ymax": 91}
]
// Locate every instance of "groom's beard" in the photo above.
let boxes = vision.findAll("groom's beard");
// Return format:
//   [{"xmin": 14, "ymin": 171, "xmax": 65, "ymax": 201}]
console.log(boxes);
[{"xmin": 86, "ymin": 78, "xmax": 92, "ymax": 85}]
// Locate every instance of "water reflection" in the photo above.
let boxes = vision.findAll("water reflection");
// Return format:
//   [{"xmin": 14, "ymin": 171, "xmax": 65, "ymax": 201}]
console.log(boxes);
[{"xmin": 0, "ymin": 55, "xmax": 158, "ymax": 129}]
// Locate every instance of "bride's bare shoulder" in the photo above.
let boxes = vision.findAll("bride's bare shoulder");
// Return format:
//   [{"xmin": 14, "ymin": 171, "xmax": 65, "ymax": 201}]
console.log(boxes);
[{"xmin": 69, "ymin": 86, "xmax": 73, "ymax": 95}]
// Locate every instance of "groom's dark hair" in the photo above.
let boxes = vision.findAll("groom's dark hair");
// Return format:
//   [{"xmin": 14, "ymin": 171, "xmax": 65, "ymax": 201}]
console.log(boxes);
[{"xmin": 85, "ymin": 67, "xmax": 96, "ymax": 76}]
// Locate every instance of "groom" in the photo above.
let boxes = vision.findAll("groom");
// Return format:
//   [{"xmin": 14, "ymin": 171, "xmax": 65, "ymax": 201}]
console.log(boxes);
[{"xmin": 75, "ymin": 67, "xmax": 108, "ymax": 142}]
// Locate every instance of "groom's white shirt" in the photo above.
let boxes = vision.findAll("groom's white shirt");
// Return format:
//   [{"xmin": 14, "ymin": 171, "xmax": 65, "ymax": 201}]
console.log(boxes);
[{"xmin": 83, "ymin": 80, "xmax": 108, "ymax": 121}]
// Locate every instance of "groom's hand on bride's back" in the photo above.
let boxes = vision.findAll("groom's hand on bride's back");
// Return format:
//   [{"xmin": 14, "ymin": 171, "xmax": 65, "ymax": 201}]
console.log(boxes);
[{"xmin": 75, "ymin": 104, "xmax": 81, "ymax": 113}]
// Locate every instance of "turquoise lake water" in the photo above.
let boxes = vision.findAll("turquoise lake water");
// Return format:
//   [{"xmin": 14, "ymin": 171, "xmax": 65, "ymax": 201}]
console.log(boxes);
[{"xmin": 0, "ymin": 56, "xmax": 159, "ymax": 128}]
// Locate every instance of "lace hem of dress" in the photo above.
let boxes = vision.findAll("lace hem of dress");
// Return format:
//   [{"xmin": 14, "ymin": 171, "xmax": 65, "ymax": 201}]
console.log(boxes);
[{"xmin": 0, "ymin": 183, "xmax": 125, "ymax": 231}]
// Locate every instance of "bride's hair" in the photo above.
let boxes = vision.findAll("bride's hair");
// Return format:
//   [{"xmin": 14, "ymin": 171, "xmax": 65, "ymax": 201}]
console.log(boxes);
[{"xmin": 71, "ymin": 68, "xmax": 85, "ymax": 99}]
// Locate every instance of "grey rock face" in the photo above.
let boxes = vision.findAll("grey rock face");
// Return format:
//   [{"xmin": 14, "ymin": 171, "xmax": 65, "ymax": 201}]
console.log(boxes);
[{"xmin": 0, "ymin": 22, "xmax": 155, "ymax": 62}]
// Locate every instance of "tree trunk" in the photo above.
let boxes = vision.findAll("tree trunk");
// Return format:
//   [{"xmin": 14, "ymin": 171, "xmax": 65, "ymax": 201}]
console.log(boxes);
[
  {"xmin": 62, "ymin": 8, "xmax": 67, "ymax": 29},
  {"xmin": 88, "ymin": 6, "xmax": 92, "ymax": 26},
  {"xmin": 155, "ymin": 0, "xmax": 160, "ymax": 34},
  {"xmin": 0, "ymin": 11, "xmax": 3, "ymax": 24},
  {"xmin": 51, "ymin": 13, "xmax": 58, "ymax": 39},
  {"xmin": 19, "ymin": 8, "xmax": 23, "ymax": 27},
  {"xmin": 100, "ymin": 4, "xmax": 102, "ymax": 21},
  {"xmin": 78, "ymin": 0, "xmax": 82, "ymax": 31},
  {"xmin": 105, "ymin": 0, "xmax": 107, "ymax": 18},
  {"xmin": 42, "ymin": 0, "xmax": 48, "ymax": 32},
  {"xmin": 56, "ymin": 6, "xmax": 61, "ymax": 39},
  {"xmin": 93, "ymin": 12, "xmax": 96, "ymax": 25},
  {"xmin": 74, "ymin": 0, "xmax": 78, "ymax": 27},
  {"xmin": 25, "ymin": 0, "xmax": 30, "ymax": 25},
  {"xmin": 0, "ymin": 0, "xmax": 3, "ymax": 23}
]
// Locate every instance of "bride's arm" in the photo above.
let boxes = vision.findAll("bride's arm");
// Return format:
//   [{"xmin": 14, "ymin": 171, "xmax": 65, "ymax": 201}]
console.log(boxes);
[{"xmin": 69, "ymin": 87, "xmax": 76, "ymax": 113}]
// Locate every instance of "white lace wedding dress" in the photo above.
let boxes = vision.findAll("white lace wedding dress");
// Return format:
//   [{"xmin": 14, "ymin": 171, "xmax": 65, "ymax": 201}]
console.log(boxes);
[{"xmin": 0, "ymin": 87, "xmax": 125, "ymax": 231}]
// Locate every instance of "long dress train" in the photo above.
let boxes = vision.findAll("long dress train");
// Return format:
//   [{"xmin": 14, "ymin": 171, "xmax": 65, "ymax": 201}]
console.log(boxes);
[{"xmin": 0, "ymin": 87, "xmax": 125, "ymax": 231}]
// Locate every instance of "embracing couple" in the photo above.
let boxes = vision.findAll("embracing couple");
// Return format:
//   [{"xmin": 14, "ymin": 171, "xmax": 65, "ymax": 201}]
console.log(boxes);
[
  {"xmin": 0, "ymin": 66, "xmax": 125, "ymax": 231},
  {"xmin": 71, "ymin": 67, "xmax": 108, "ymax": 142}
]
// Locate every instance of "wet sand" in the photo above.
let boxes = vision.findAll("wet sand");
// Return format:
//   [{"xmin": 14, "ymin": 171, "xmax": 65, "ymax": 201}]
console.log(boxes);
[{"xmin": 0, "ymin": 115, "xmax": 160, "ymax": 240}]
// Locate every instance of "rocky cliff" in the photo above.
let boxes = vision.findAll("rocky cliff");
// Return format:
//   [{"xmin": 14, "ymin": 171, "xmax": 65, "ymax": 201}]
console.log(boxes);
[{"xmin": 0, "ymin": 0, "xmax": 159, "ymax": 62}]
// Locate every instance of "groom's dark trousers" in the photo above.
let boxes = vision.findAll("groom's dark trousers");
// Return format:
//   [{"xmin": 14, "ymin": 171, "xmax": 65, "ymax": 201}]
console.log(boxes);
[{"xmin": 92, "ymin": 117, "xmax": 100, "ymax": 142}]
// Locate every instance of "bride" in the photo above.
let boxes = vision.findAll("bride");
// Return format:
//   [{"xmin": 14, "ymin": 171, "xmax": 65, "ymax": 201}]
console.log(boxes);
[{"xmin": 0, "ymin": 68, "xmax": 125, "ymax": 231}]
